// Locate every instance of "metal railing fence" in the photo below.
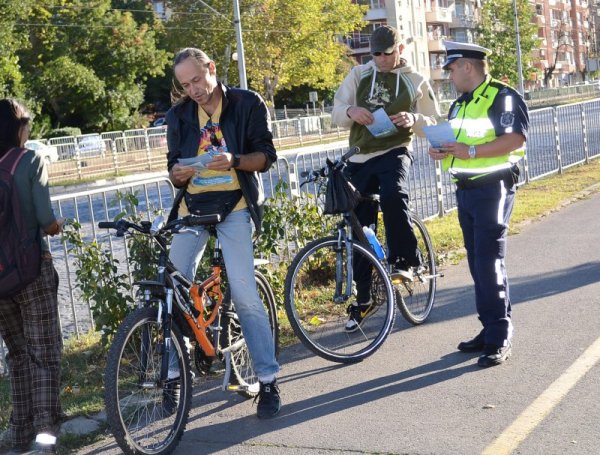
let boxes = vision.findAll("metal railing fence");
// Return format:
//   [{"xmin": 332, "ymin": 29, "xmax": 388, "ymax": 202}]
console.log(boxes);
[{"xmin": 2, "ymin": 98, "xmax": 600, "ymax": 374}]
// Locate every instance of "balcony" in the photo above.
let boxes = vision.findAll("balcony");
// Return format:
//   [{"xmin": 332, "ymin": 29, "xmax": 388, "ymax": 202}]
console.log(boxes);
[
  {"xmin": 428, "ymin": 37, "xmax": 446, "ymax": 52},
  {"xmin": 365, "ymin": 7, "xmax": 387, "ymax": 21},
  {"xmin": 430, "ymin": 67, "xmax": 446, "ymax": 80},
  {"xmin": 426, "ymin": 8, "xmax": 452, "ymax": 23},
  {"xmin": 451, "ymin": 14, "xmax": 476, "ymax": 28},
  {"xmin": 556, "ymin": 61, "xmax": 575, "ymax": 72}
]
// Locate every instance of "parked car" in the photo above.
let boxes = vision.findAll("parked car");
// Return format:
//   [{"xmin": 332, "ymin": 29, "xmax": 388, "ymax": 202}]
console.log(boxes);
[
  {"xmin": 152, "ymin": 117, "xmax": 166, "ymax": 127},
  {"xmin": 77, "ymin": 134, "xmax": 106, "ymax": 157},
  {"xmin": 25, "ymin": 140, "xmax": 59, "ymax": 163},
  {"xmin": 148, "ymin": 126, "xmax": 167, "ymax": 149}
]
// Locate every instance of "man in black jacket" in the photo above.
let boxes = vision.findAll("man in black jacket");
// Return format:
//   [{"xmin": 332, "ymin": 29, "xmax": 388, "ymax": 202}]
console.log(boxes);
[{"xmin": 166, "ymin": 48, "xmax": 280, "ymax": 418}]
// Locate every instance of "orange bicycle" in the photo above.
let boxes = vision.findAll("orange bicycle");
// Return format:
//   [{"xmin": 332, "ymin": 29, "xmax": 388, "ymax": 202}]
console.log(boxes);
[{"xmin": 99, "ymin": 213, "xmax": 278, "ymax": 455}]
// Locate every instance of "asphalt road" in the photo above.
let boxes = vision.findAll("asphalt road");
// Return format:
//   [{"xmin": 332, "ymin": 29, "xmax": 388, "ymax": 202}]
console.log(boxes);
[{"xmin": 79, "ymin": 187, "xmax": 600, "ymax": 455}]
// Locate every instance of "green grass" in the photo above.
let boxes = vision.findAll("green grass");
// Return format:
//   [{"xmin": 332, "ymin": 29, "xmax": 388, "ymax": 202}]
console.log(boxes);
[
  {"xmin": 425, "ymin": 160, "xmax": 600, "ymax": 265},
  {"xmin": 2, "ymin": 158, "xmax": 600, "ymax": 452}
]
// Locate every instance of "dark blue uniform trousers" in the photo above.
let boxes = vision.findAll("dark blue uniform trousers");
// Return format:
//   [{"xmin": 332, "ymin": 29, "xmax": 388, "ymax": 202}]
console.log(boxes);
[{"xmin": 456, "ymin": 180, "xmax": 515, "ymax": 347}]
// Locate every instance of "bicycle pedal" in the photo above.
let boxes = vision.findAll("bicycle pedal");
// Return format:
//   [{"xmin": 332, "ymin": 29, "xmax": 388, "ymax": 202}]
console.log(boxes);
[
  {"xmin": 226, "ymin": 384, "xmax": 247, "ymax": 392},
  {"xmin": 391, "ymin": 273, "xmax": 413, "ymax": 284}
]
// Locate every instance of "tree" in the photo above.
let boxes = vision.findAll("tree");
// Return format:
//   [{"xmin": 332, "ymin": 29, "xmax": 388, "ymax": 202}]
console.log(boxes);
[
  {"xmin": 16, "ymin": 0, "xmax": 170, "ymax": 131},
  {"xmin": 540, "ymin": 20, "xmax": 573, "ymax": 88},
  {"xmin": 477, "ymin": 0, "xmax": 539, "ymax": 87},
  {"xmin": 0, "ymin": 0, "xmax": 35, "ymax": 98},
  {"xmin": 165, "ymin": 0, "xmax": 365, "ymax": 105}
]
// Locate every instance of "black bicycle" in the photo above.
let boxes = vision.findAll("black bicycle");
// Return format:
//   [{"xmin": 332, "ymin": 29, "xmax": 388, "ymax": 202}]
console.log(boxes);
[
  {"xmin": 99, "ymin": 214, "xmax": 278, "ymax": 455},
  {"xmin": 284, "ymin": 147, "xmax": 438, "ymax": 363}
]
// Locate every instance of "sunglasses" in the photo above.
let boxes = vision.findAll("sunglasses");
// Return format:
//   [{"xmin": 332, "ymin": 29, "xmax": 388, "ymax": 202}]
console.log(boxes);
[{"xmin": 372, "ymin": 51, "xmax": 394, "ymax": 57}]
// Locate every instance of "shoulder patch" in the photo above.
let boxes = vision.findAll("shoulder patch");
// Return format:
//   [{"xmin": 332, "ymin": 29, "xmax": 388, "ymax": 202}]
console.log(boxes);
[{"xmin": 500, "ymin": 112, "xmax": 515, "ymax": 127}]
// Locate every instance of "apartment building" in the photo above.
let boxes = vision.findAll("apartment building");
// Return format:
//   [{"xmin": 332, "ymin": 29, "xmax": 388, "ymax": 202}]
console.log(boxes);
[
  {"xmin": 347, "ymin": 0, "xmax": 481, "ymax": 100},
  {"xmin": 532, "ymin": 0, "xmax": 592, "ymax": 88},
  {"xmin": 349, "ymin": 0, "xmax": 595, "ymax": 95}
]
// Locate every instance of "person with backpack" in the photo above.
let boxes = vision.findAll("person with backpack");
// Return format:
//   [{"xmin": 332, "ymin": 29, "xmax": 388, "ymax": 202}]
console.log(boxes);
[{"xmin": 0, "ymin": 99, "xmax": 64, "ymax": 454}]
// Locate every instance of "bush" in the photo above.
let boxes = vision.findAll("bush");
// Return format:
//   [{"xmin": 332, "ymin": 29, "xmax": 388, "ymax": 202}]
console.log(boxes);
[{"xmin": 47, "ymin": 127, "xmax": 82, "ymax": 139}]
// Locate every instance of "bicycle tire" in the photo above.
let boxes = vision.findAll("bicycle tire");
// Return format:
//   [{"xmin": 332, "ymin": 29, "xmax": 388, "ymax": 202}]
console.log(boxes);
[
  {"xmin": 394, "ymin": 215, "xmax": 437, "ymax": 325},
  {"xmin": 284, "ymin": 236, "xmax": 396, "ymax": 363},
  {"xmin": 223, "ymin": 270, "xmax": 279, "ymax": 398},
  {"xmin": 105, "ymin": 306, "xmax": 193, "ymax": 455}
]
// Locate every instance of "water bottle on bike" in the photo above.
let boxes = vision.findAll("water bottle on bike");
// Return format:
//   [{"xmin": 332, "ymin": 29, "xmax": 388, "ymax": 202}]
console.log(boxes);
[{"xmin": 362, "ymin": 225, "xmax": 385, "ymax": 261}]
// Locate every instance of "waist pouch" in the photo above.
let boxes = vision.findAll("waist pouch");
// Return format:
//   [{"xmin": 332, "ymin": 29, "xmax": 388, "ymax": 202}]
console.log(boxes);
[
  {"xmin": 453, "ymin": 165, "xmax": 519, "ymax": 190},
  {"xmin": 184, "ymin": 190, "xmax": 243, "ymax": 220}
]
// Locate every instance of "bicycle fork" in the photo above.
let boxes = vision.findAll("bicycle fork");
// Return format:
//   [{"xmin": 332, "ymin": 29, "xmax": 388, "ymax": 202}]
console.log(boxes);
[
  {"xmin": 334, "ymin": 229, "xmax": 354, "ymax": 303},
  {"xmin": 159, "ymin": 288, "xmax": 177, "ymax": 386}
]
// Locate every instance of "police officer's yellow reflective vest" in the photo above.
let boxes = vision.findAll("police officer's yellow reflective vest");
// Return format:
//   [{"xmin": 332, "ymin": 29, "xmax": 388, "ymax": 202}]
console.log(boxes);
[{"xmin": 442, "ymin": 75, "xmax": 524, "ymax": 180}]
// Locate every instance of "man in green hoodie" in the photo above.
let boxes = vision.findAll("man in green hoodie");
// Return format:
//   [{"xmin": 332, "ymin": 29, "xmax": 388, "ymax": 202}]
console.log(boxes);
[{"xmin": 332, "ymin": 25, "xmax": 441, "ymax": 332}]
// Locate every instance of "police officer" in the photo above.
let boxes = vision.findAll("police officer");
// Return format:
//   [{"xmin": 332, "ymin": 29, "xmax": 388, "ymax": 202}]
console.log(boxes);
[{"xmin": 428, "ymin": 40, "xmax": 530, "ymax": 367}]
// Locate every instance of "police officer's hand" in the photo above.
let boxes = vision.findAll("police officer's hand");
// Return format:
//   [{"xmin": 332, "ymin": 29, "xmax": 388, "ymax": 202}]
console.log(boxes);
[
  {"xmin": 442, "ymin": 142, "xmax": 470, "ymax": 160},
  {"xmin": 170, "ymin": 163, "xmax": 195, "ymax": 186},
  {"xmin": 390, "ymin": 111, "xmax": 415, "ymax": 129},
  {"xmin": 428, "ymin": 147, "xmax": 448, "ymax": 160},
  {"xmin": 346, "ymin": 106, "xmax": 374, "ymax": 125}
]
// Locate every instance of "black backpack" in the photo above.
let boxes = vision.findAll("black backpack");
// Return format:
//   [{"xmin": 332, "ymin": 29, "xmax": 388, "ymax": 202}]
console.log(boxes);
[{"xmin": 0, "ymin": 148, "xmax": 42, "ymax": 298}]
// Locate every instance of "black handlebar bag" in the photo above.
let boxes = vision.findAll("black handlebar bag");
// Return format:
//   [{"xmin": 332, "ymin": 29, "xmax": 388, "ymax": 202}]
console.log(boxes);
[{"xmin": 323, "ymin": 159, "xmax": 360, "ymax": 215}]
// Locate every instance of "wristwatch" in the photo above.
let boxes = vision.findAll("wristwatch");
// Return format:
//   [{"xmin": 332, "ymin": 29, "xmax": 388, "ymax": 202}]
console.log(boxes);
[
  {"xmin": 468, "ymin": 145, "xmax": 477, "ymax": 159},
  {"xmin": 231, "ymin": 154, "xmax": 241, "ymax": 169}
]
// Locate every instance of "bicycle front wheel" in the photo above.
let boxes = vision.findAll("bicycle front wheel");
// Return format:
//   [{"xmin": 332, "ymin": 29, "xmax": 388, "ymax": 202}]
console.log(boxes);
[
  {"xmin": 104, "ymin": 306, "xmax": 193, "ymax": 455},
  {"xmin": 394, "ymin": 215, "xmax": 437, "ymax": 325},
  {"xmin": 284, "ymin": 236, "xmax": 396, "ymax": 363}
]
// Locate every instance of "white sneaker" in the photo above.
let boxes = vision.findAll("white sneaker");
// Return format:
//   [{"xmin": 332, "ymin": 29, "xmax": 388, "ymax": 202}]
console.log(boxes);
[{"xmin": 345, "ymin": 299, "xmax": 376, "ymax": 332}]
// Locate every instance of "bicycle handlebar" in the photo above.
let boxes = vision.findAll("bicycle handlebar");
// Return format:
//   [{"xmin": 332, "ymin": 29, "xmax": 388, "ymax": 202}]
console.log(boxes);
[
  {"xmin": 300, "ymin": 146, "xmax": 360, "ymax": 184},
  {"xmin": 98, "ymin": 213, "xmax": 222, "ymax": 237}
]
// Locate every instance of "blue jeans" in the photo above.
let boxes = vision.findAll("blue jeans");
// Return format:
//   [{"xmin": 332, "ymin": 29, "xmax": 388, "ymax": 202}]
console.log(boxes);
[{"xmin": 169, "ymin": 208, "xmax": 279, "ymax": 380}]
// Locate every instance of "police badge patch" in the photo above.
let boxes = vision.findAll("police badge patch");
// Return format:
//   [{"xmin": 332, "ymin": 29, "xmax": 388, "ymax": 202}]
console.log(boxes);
[{"xmin": 500, "ymin": 112, "xmax": 515, "ymax": 127}]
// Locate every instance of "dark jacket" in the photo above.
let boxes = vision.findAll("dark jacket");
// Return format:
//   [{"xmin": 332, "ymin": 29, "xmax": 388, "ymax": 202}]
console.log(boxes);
[{"xmin": 166, "ymin": 83, "xmax": 277, "ymax": 232}]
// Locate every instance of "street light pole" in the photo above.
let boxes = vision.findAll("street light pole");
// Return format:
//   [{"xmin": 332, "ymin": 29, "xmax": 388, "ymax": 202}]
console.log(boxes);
[
  {"xmin": 233, "ymin": 0, "xmax": 248, "ymax": 89},
  {"xmin": 512, "ymin": 0, "xmax": 525, "ymax": 95}
]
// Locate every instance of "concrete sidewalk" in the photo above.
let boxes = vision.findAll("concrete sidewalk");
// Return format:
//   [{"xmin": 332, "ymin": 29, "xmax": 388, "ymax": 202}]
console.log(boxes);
[{"xmin": 77, "ymin": 189, "xmax": 600, "ymax": 455}]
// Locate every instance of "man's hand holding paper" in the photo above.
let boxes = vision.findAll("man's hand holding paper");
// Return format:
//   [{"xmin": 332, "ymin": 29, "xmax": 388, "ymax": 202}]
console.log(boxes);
[{"xmin": 422, "ymin": 122, "xmax": 456, "ymax": 150}]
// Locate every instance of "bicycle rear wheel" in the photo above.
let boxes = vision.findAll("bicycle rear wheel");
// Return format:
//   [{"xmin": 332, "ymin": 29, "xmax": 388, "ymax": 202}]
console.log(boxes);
[
  {"xmin": 104, "ymin": 306, "xmax": 192, "ymax": 455},
  {"xmin": 284, "ymin": 236, "xmax": 396, "ymax": 363},
  {"xmin": 394, "ymin": 215, "xmax": 437, "ymax": 325},
  {"xmin": 223, "ymin": 270, "xmax": 279, "ymax": 398}
]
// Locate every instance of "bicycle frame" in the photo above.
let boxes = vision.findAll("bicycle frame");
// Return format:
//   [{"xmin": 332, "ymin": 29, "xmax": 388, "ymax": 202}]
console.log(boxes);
[
  {"xmin": 333, "ymin": 196, "xmax": 382, "ymax": 304},
  {"xmin": 131, "ymin": 221, "xmax": 231, "ymax": 388}
]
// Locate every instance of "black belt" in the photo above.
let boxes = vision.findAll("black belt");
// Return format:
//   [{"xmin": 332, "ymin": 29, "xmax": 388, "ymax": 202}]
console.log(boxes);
[{"xmin": 453, "ymin": 166, "xmax": 519, "ymax": 190}]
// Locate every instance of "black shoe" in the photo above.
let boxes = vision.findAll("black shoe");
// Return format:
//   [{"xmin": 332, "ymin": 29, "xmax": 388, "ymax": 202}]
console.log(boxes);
[
  {"xmin": 163, "ymin": 380, "xmax": 181, "ymax": 415},
  {"xmin": 457, "ymin": 331, "xmax": 485, "ymax": 352},
  {"xmin": 478, "ymin": 344, "xmax": 512, "ymax": 368},
  {"xmin": 255, "ymin": 380, "xmax": 281, "ymax": 419},
  {"xmin": 345, "ymin": 299, "xmax": 376, "ymax": 332}
]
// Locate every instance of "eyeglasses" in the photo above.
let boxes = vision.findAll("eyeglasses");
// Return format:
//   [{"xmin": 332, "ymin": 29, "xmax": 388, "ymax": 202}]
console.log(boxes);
[{"xmin": 371, "ymin": 51, "xmax": 394, "ymax": 57}]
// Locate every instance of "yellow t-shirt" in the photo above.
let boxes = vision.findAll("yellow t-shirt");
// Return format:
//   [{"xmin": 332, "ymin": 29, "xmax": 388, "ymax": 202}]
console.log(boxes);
[{"xmin": 180, "ymin": 99, "xmax": 246, "ymax": 216}]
